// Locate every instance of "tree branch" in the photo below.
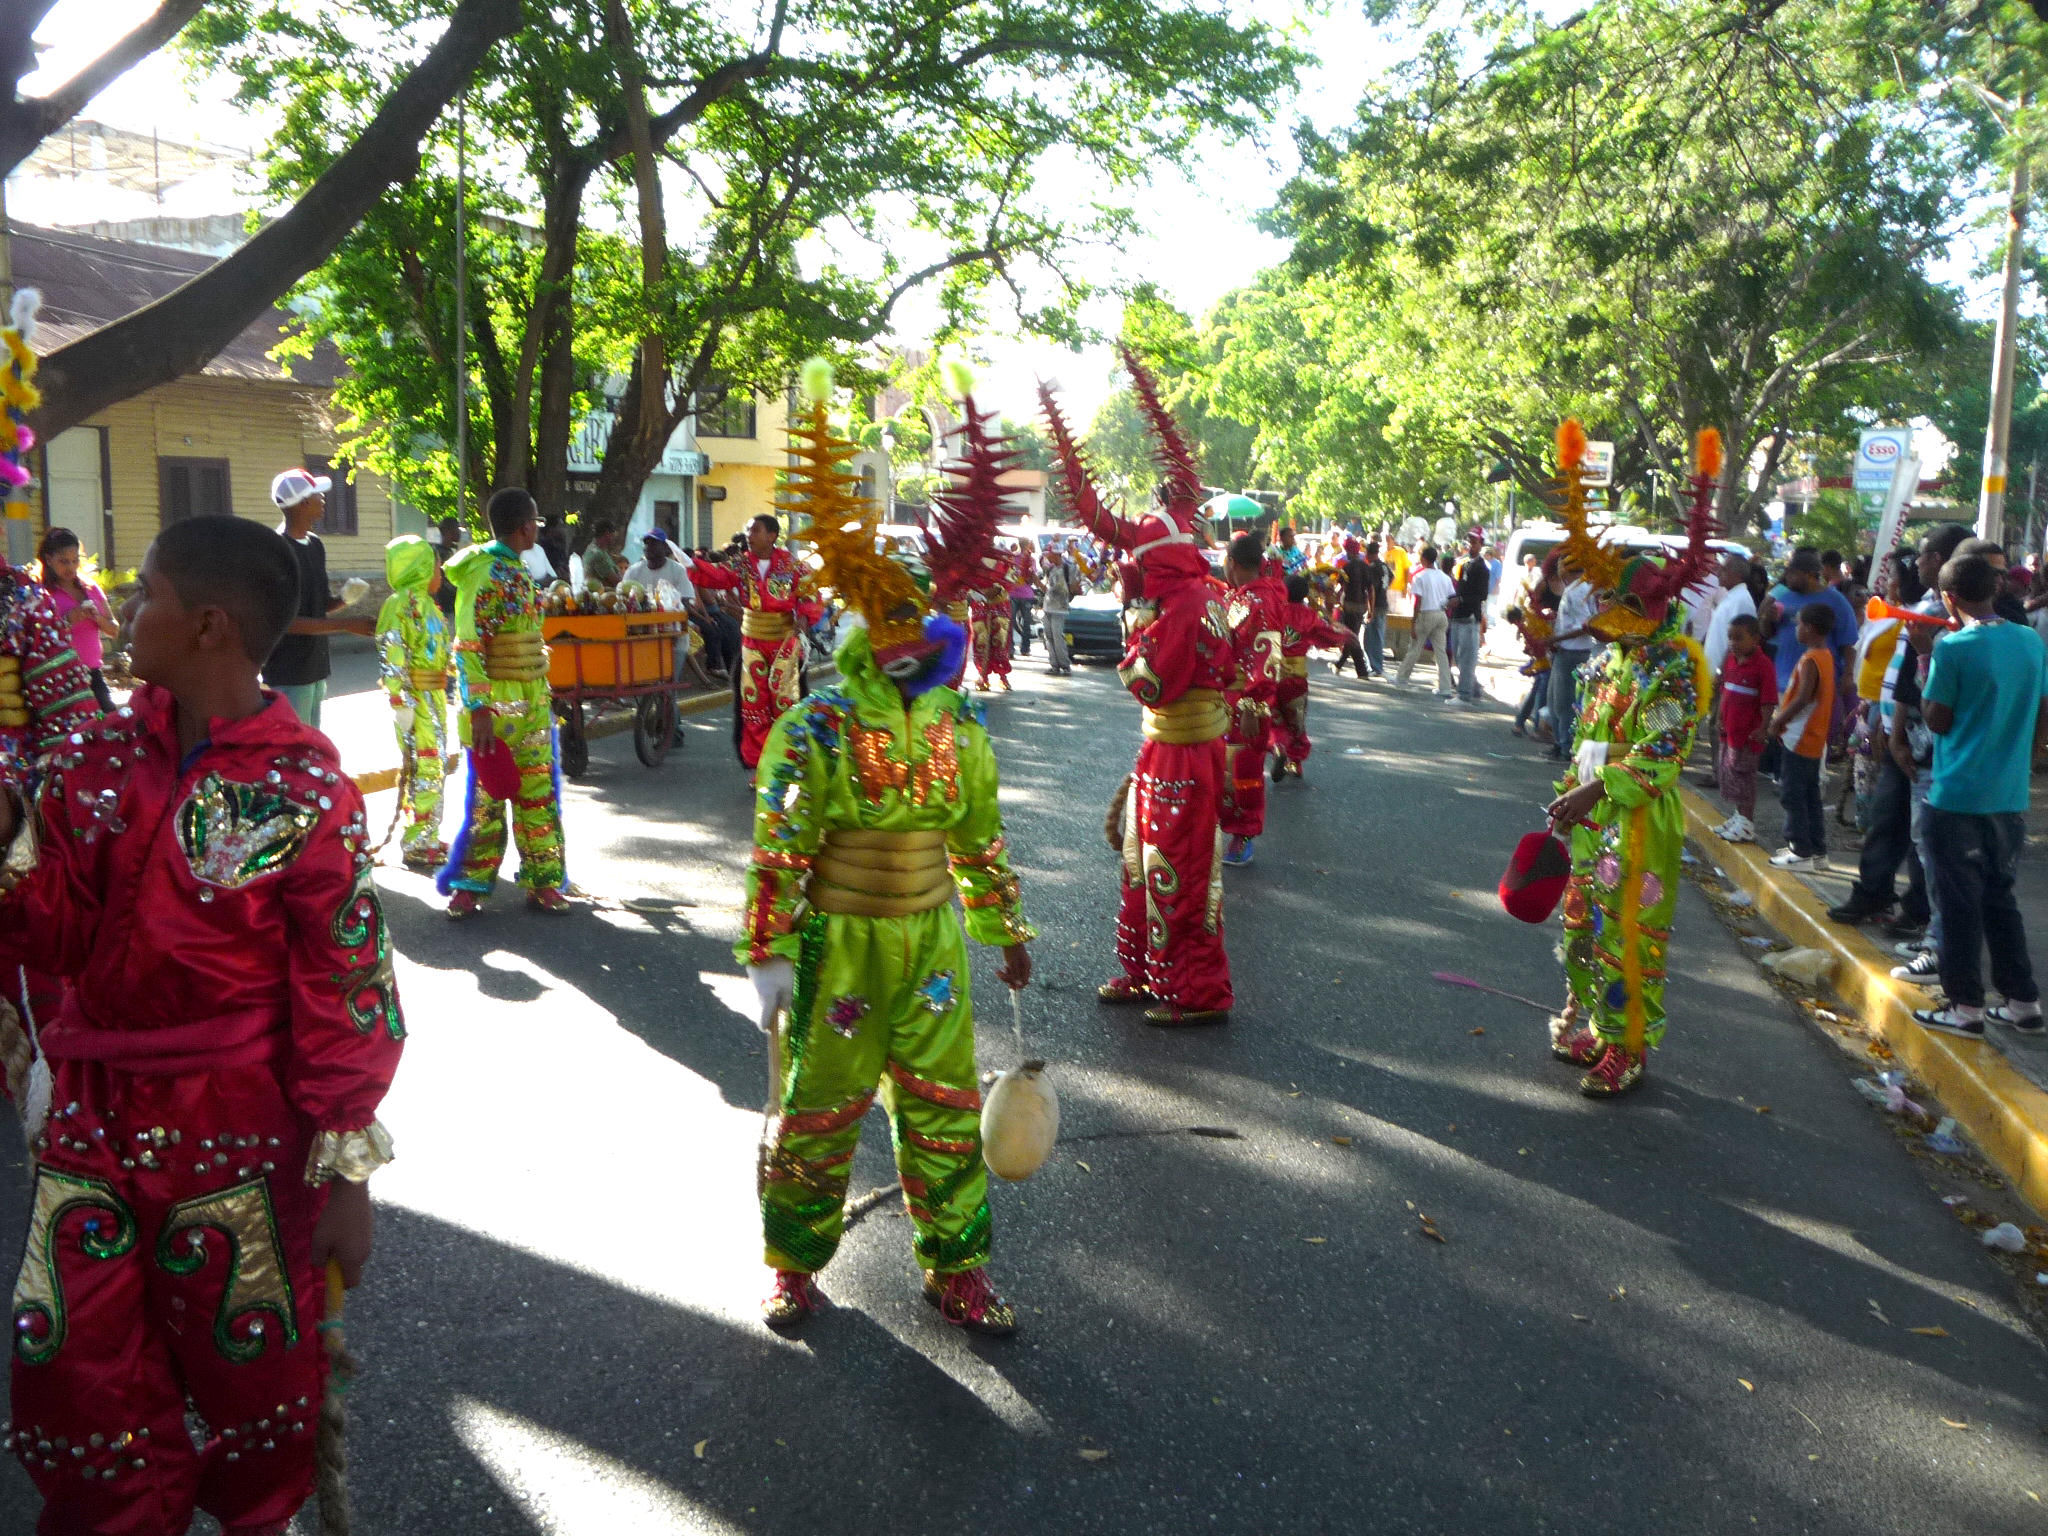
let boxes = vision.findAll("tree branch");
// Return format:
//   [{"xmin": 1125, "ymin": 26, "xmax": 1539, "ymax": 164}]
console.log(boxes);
[
  {"xmin": 31, "ymin": 0, "xmax": 523, "ymax": 437},
  {"xmin": 0, "ymin": 0, "xmax": 210, "ymax": 179}
]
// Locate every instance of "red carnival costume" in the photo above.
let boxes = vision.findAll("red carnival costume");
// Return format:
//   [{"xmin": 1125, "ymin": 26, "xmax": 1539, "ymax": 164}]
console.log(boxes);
[
  {"xmin": 690, "ymin": 546, "xmax": 823, "ymax": 768},
  {"xmin": 1043, "ymin": 349, "xmax": 1236, "ymax": 1024},
  {"xmin": 1271, "ymin": 596, "xmax": 1355, "ymax": 774},
  {"xmin": 1, "ymin": 688, "xmax": 402, "ymax": 1535},
  {"xmin": 1221, "ymin": 566, "xmax": 1285, "ymax": 841},
  {"xmin": 967, "ymin": 570, "xmax": 1013, "ymax": 692}
]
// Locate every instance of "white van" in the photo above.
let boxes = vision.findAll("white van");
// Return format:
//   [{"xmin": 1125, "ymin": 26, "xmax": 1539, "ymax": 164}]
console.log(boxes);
[{"xmin": 1491, "ymin": 522, "xmax": 1752, "ymax": 621}]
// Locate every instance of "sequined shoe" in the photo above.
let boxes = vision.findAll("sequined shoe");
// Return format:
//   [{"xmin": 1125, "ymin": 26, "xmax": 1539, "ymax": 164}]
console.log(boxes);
[
  {"xmin": 403, "ymin": 842, "xmax": 450, "ymax": 872},
  {"xmin": 998, "ymin": 675, "xmax": 1012, "ymax": 692},
  {"xmin": 762, "ymin": 1269, "xmax": 821, "ymax": 1334},
  {"xmin": 1578, "ymin": 1044, "xmax": 1646, "ymax": 1099},
  {"xmin": 1547, "ymin": 1012, "xmax": 1603, "ymax": 1067},
  {"xmin": 446, "ymin": 890, "xmax": 483, "ymax": 921},
  {"xmin": 1097, "ymin": 976, "xmax": 1152, "ymax": 1005},
  {"xmin": 527, "ymin": 885, "xmax": 572, "ymax": 914},
  {"xmin": 922, "ymin": 1267, "xmax": 1018, "ymax": 1336},
  {"xmin": 1143, "ymin": 1003, "xmax": 1230, "ymax": 1027}
]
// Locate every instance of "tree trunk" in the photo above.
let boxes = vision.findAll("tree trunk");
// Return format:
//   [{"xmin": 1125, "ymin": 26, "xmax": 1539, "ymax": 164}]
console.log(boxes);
[
  {"xmin": 29, "ymin": 0, "xmax": 521, "ymax": 438},
  {"xmin": 506, "ymin": 144, "xmax": 591, "ymax": 497}
]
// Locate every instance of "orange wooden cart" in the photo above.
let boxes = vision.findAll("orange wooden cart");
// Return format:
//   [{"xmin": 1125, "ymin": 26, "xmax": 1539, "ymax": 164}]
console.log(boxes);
[{"xmin": 542, "ymin": 610, "xmax": 692, "ymax": 776}]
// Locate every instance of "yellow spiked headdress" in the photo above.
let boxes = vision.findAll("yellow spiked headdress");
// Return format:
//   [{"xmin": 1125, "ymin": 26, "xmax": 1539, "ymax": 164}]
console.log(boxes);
[
  {"xmin": 1553, "ymin": 420, "xmax": 1625, "ymax": 594},
  {"xmin": 779, "ymin": 359, "xmax": 927, "ymax": 657}
]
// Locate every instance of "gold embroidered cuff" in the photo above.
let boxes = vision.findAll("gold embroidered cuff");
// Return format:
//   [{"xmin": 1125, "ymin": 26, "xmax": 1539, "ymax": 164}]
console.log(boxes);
[{"xmin": 304, "ymin": 1119, "xmax": 396, "ymax": 1186}]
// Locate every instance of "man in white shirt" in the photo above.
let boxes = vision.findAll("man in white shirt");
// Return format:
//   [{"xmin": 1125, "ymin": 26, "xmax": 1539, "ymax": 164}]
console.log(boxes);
[
  {"xmin": 1395, "ymin": 545, "xmax": 1458, "ymax": 695},
  {"xmin": 1547, "ymin": 564, "xmax": 1600, "ymax": 759},
  {"xmin": 623, "ymin": 530, "xmax": 698, "ymax": 609},
  {"xmin": 1701, "ymin": 553, "xmax": 1756, "ymax": 674}
]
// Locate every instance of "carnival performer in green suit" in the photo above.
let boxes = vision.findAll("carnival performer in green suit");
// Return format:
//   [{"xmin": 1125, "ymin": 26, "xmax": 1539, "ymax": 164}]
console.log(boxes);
[
  {"xmin": 1544, "ymin": 423, "xmax": 1718, "ymax": 1098},
  {"xmin": 741, "ymin": 361, "xmax": 1033, "ymax": 1336},
  {"xmin": 377, "ymin": 533, "xmax": 452, "ymax": 870},
  {"xmin": 438, "ymin": 488, "xmax": 570, "ymax": 916}
]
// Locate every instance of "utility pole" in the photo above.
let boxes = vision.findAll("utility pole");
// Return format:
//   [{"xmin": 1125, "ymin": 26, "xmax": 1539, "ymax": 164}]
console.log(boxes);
[
  {"xmin": 453, "ymin": 94, "xmax": 468, "ymax": 531},
  {"xmin": 1979, "ymin": 147, "xmax": 2031, "ymax": 544}
]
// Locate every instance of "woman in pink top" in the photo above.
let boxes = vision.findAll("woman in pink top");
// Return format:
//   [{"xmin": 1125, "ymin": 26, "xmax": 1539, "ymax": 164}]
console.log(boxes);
[{"xmin": 36, "ymin": 526, "xmax": 118, "ymax": 711}]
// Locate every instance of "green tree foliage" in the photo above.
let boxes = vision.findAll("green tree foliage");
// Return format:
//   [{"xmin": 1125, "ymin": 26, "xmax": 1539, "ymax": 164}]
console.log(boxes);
[
  {"xmin": 194, "ymin": 0, "xmax": 1300, "ymax": 526},
  {"xmin": 1248, "ymin": 0, "xmax": 2014, "ymax": 532}
]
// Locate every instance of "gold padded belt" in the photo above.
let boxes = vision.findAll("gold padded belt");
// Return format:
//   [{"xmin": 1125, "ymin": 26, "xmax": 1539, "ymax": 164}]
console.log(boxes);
[
  {"xmin": 743, "ymin": 609, "xmax": 794, "ymax": 641},
  {"xmin": 1142, "ymin": 688, "xmax": 1227, "ymax": 744},
  {"xmin": 1279, "ymin": 656, "xmax": 1310, "ymax": 678},
  {"xmin": 408, "ymin": 669, "xmax": 449, "ymax": 692},
  {"xmin": 483, "ymin": 632, "xmax": 547, "ymax": 681},
  {"xmin": 810, "ymin": 829, "xmax": 952, "ymax": 916}
]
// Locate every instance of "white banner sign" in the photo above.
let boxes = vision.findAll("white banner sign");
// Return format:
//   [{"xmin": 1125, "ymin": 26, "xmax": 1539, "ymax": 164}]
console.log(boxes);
[
  {"xmin": 1583, "ymin": 440, "xmax": 1615, "ymax": 488},
  {"xmin": 1855, "ymin": 427, "xmax": 1913, "ymax": 495}
]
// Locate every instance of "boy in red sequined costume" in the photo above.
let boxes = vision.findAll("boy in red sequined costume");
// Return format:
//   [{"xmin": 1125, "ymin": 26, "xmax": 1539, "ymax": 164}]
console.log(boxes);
[
  {"xmin": 690, "ymin": 516, "xmax": 823, "ymax": 769},
  {"xmin": 0, "ymin": 517, "xmax": 403, "ymax": 1536},
  {"xmin": 1220, "ymin": 533, "xmax": 1285, "ymax": 868},
  {"xmin": 1269, "ymin": 571, "xmax": 1359, "ymax": 780},
  {"xmin": 1043, "ymin": 348, "xmax": 1238, "ymax": 1025}
]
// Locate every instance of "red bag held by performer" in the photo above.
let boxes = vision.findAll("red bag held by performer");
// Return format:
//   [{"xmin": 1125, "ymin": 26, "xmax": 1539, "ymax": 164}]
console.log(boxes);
[
  {"xmin": 472, "ymin": 731, "xmax": 521, "ymax": 801},
  {"xmin": 1500, "ymin": 829, "xmax": 1570, "ymax": 924}
]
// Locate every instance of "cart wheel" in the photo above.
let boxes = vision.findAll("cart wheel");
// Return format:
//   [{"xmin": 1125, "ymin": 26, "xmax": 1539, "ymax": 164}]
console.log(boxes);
[
  {"xmin": 559, "ymin": 705, "xmax": 590, "ymax": 777},
  {"xmin": 635, "ymin": 692, "xmax": 678, "ymax": 768}
]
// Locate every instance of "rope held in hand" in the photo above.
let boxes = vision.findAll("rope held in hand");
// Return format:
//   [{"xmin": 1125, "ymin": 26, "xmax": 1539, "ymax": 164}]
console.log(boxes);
[{"xmin": 316, "ymin": 1259, "xmax": 356, "ymax": 1536}]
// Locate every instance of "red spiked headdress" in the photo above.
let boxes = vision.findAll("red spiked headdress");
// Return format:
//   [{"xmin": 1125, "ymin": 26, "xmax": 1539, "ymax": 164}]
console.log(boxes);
[
  {"xmin": 1118, "ymin": 344, "xmax": 1205, "ymax": 526},
  {"xmin": 1039, "ymin": 380, "xmax": 1192, "ymax": 567},
  {"xmin": 1586, "ymin": 428, "xmax": 1725, "ymax": 639},
  {"xmin": 927, "ymin": 394, "xmax": 1022, "ymax": 607}
]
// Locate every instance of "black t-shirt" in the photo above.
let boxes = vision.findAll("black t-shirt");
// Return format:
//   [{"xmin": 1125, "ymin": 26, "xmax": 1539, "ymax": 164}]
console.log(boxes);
[
  {"xmin": 1450, "ymin": 555, "xmax": 1490, "ymax": 620},
  {"xmin": 1343, "ymin": 556, "xmax": 1387, "ymax": 610},
  {"xmin": 264, "ymin": 531, "xmax": 332, "ymax": 687}
]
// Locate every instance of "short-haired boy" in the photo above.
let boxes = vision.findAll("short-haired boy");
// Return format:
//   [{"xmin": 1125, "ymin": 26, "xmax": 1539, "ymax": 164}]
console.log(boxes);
[
  {"xmin": 0, "ymin": 515, "xmax": 403, "ymax": 1535},
  {"xmin": 1766, "ymin": 604, "xmax": 1836, "ymax": 870},
  {"xmin": 1712, "ymin": 613, "xmax": 1776, "ymax": 843}
]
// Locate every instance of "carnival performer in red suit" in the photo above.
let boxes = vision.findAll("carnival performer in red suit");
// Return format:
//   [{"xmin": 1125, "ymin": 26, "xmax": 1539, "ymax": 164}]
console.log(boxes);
[
  {"xmin": 1270, "ymin": 571, "xmax": 1359, "ymax": 781},
  {"xmin": 967, "ymin": 551, "xmax": 1015, "ymax": 692},
  {"xmin": 1219, "ymin": 532, "xmax": 1284, "ymax": 869},
  {"xmin": 0, "ymin": 516, "xmax": 402, "ymax": 1536},
  {"xmin": 1044, "ymin": 348, "xmax": 1237, "ymax": 1025},
  {"xmin": 690, "ymin": 514, "xmax": 823, "ymax": 768}
]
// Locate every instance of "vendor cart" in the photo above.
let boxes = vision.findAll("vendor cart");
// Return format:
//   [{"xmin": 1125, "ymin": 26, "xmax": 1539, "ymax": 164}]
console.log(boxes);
[{"xmin": 544, "ymin": 611, "xmax": 691, "ymax": 776}]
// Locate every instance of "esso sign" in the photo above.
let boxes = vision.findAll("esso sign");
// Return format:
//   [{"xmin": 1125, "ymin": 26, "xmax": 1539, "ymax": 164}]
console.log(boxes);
[{"xmin": 1863, "ymin": 439, "xmax": 1901, "ymax": 464}]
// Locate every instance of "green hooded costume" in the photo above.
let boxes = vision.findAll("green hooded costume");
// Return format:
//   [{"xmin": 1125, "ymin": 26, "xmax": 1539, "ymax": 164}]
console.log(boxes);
[
  {"xmin": 437, "ymin": 539, "xmax": 565, "ymax": 896},
  {"xmin": 376, "ymin": 535, "xmax": 452, "ymax": 861},
  {"xmin": 739, "ymin": 622, "xmax": 1032, "ymax": 1277}
]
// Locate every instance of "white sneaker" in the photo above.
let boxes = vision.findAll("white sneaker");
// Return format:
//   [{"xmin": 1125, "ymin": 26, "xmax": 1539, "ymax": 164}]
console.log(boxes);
[
  {"xmin": 1724, "ymin": 816, "xmax": 1756, "ymax": 844},
  {"xmin": 1890, "ymin": 949, "xmax": 1940, "ymax": 984},
  {"xmin": 1769, "ymin": 849, "xmax": 1827, "ymax": 871},
  {"xmin": 1893, "ymin": 937, "xmax": 1934, "ymax": 959}
]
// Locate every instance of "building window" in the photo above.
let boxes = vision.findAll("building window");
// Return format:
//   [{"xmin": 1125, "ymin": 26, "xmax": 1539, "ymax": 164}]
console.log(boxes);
[
  {"xmin": 158, "ymin": 457, "xmax": 232, "ymax": 526},
  {"xmin": 306, "ymin": 456, "xmax": 358, "ymax": 536},
  {"xmin": 694, "ymin": 376, "xmax": 756, "ymax": 440}
]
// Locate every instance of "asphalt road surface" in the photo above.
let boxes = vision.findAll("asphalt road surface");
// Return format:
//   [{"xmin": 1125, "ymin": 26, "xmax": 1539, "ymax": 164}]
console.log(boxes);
[{"xmin": 5, "ymin": 652, "xmax": 2048, "ymax": 1535}]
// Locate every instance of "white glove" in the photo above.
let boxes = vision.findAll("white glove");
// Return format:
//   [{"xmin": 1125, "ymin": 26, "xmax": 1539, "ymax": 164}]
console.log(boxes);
[{"xmin": 750, "ymin": 960, "xmax": 794, "ymax": 1033}]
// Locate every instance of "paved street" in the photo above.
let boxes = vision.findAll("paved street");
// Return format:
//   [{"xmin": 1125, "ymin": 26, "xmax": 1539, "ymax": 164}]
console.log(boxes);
[{"xmin": 6, "ymin": 653, "xmax": 2048, "ymax": 1535}]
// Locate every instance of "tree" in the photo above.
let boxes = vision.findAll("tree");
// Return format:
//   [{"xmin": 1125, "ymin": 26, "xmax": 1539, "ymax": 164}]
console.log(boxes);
[
  {"xmin": 1260, "ymin": 0, "xmax": 1992, "ymax": 532},
  {"xmin": 214, "ymin": 0, "xmax": 1301, "ymax": 525},
  {"xmin": 26, "ymin": 0, "xmax": 523, "ymax": 437}
]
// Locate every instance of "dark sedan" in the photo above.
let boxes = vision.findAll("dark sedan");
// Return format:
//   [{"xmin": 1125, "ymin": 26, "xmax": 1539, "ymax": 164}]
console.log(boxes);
[{"xmin": 1056, "ymin": 592, "xmax": 1127, "ymax": 661}]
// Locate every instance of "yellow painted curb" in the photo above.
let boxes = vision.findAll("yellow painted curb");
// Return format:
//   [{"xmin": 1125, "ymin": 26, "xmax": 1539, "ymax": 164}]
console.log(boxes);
[{"xmin": 1681, "ymin": 783, "xmax": 2048, "ymax": 1215}]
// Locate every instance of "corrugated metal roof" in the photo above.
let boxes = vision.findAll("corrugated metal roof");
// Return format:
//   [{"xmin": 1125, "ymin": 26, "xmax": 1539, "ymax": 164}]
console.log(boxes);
[{"xmin": 11, "ymin": 223, "xmax": 344, "ymax": 387}]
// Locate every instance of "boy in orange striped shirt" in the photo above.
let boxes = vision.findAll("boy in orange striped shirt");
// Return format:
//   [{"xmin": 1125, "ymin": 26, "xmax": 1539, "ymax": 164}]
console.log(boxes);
[{"xmin": 1767, "ymin": 605, "xmax": 1836, "ymax": 870}]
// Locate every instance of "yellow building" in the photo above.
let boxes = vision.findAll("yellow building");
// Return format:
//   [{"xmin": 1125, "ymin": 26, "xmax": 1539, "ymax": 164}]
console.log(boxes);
[
  {"xmin": 694, "ymin": 386, "xmax": 790, "ymax": 548},
  {"xmin": 20, "ymin": 224, "xmax": 397, "ymax": 577}
]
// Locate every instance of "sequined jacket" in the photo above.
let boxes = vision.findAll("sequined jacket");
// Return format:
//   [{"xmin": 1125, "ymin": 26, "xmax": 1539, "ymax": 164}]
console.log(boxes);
[
  {"xmin": 0, "ymin": 688, "xmax": 404, "ymax": 1158},
  {"xmin": 1117, "ymin": 567, "xmax": 1238, "ymax": 709},
  {"xmin": 1225, "ymin": 574, "xmax": 1286, "ymax": 736},
  {"xmin": 377, "ymin": 589, "xmax": 450, "ymax": 700},
  {"xmin": 447, "ymin": 541, "xmax": 544, "ymax": 717},
  {"xmin": 689, "ymin": 547, "xmax": 823, "ymax": 625},
  {"xmin": 737, "ymin": 625, "xmax": 1034, "ymax": 965},
  {"xmin": 1280, "ymin": 599, "xmax": 1353, "ymax": 658},
  {"xmin": 1556, "ymin": 635, "xmax": 1707, "ymax": 811},
  {"xmin": 0, "ymin": 564, "xmax": 101, "ymax": 795}
]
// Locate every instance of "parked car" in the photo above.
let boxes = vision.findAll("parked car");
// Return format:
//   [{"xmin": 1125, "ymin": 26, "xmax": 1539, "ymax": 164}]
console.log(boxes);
[{"xmin": 1058, "ymin": 590, "xmax": 1127, "ymax": 661}]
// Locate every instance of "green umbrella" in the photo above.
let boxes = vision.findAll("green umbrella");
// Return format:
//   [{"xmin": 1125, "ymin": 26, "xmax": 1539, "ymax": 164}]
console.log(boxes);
[{"xmin": 1204, "ymin": 493, "xmax": 1264, "ymax": 523}]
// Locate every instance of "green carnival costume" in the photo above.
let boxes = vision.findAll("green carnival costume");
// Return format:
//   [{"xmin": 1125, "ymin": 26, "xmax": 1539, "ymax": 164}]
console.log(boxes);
[
  {"xmin": 1549, "ymin": 421, "xmax": 1718, "ymax": 1098},
  {"xmin": 377, "ymin": 535, "xmax": 452, "ymax": 867},
  {"xmin": 437, "ymin": 540, "xmax": 567, "ymax": 897},
  {"xmin": 741, "ymin": 363, "xmax": 1032, "ymax": 1336}
]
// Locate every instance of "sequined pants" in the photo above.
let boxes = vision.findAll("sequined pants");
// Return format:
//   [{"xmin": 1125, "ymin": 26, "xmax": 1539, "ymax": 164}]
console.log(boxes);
[
  {"xmin": 735, "ymin": 634, "xmax": 804, "ymax": 769},
  {"xmin": 761, "ymin": 908, "xmax": 990, "ymax": 1275},
  {"xmin": 1114, "ymin": 737, "xmax": 1233, "ymax": 1012},
  {"xmin": 1271, "ymin": 677, "xmax": 1312, "ymax": 765},
  {"xmin": 1560, "ymin": 791, "xmax": 1684, "ymax": 1050},
  {"xmin": 390, "ymin": 687, "xmax": 446, "ymax": 855},
  {"xmin": 9, "ymin": 1061, "xmax": 327, "ymax": 1536},
  {"xmin": 447, "ymin": 690, "xmax": 564, "ymax": 893},
  {"xmin": 1220, "ymin": 705, "xmax": 1270, "ymax": 839},
  {"xmin": 969, "ymin": 600, "xmax": 1012, "ymax": 684}
]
